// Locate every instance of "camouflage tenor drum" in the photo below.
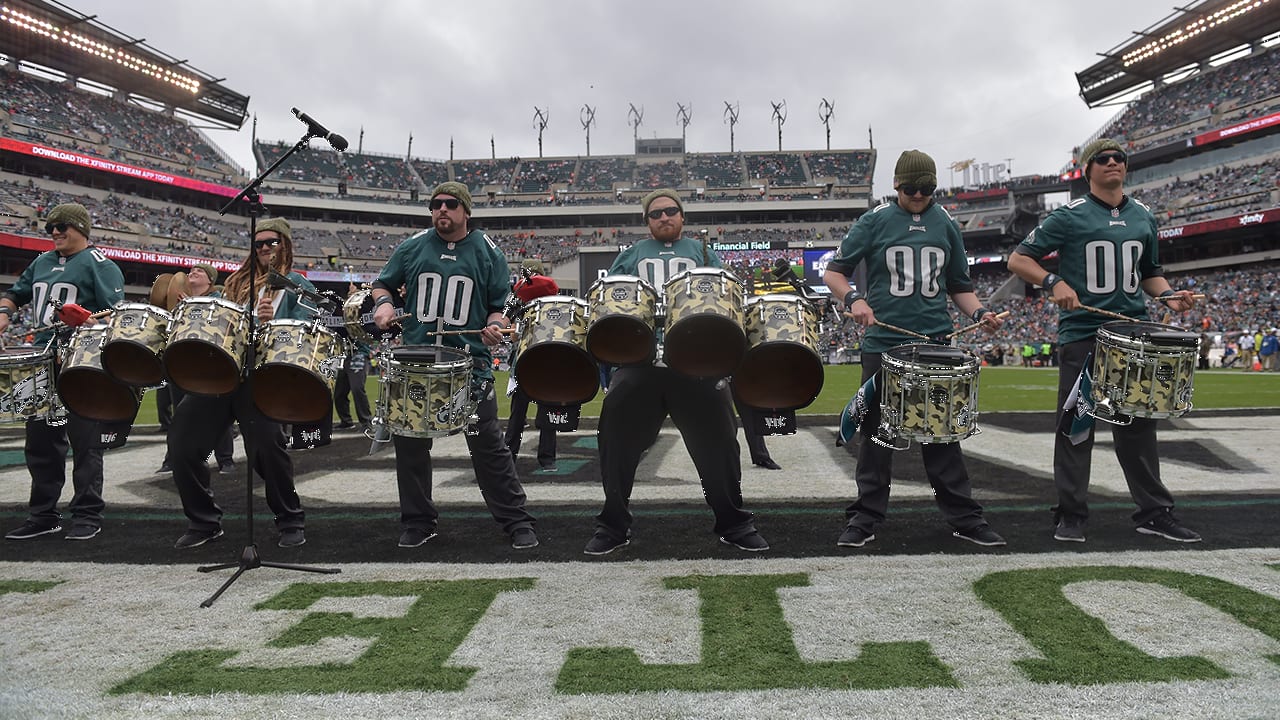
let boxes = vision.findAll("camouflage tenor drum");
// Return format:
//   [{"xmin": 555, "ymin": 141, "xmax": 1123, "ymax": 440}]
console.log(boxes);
[
  {"xmin": 343, "ymin": 287, "xmax": 401, "ymax": 346},
  {"xmin": 164, "ymin": 296, "xmax": 248, "ymax": 396},
  {"xmin": 1090, "ymin": 321, "xmax": 1197, "ymax": 422},
  {"xmin": 734, "ymin": 294, "xmax": 824, "ymax": 410},
  {"xmin": 57, "ymin": 324, "xmax": 141, "ymax": 423},
  {"xmin": 0, "ymin": 346, "xmax": 63, "ymax": 424},
  {"xmin": 252, "ymin": 319, "xmax": 346, "ymax": 423},
  {"xmin": 375, "ymin": 345, "xmax": 474, "ymax": 438},
  {"xmin": 877, "ymin": 343, "xmax": 980, "ymax": 449},
  {"xmin": 101, "ymin": 302, "xmax": 171, "ymax": 387},
  {"xmin": 513, "ymin": 296, "xmax": 598, "ymax": 404},
  {"xmin": 585, "ymin": 274, "xmax": 658, "ymax": 366},
  {"xmin": 662, "ymin": 268, "xmax": 747, "ymax": 379}
]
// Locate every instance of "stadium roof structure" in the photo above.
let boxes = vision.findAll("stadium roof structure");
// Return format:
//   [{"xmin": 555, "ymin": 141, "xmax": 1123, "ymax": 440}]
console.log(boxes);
[
  {"xmin": 1076, "ymin": 0, "xmax": 1280, "ymax": 107},
  {"xmin": 0, "ymin": 0, "xmax": 249, "ymax": 128}
]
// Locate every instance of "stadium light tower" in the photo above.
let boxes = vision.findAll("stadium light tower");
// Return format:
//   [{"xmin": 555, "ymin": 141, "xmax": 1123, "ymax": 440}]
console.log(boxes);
[
  {"xmin": 818, "ymin": 98, "xmax": 835, "ymax": 151},
  {"xmin": 771, "ymin": 100, "xmax": 787, "ymax": 152},
  {"xmin": 533, "ymin": 106, "xmax": 549, "ymax": 159},
  {"xmin": 723, "ymin": 101, "xmax": 739, "ymax": 152},
  {"xmin": 580, "ymin": 104, "xmax": 597, "ymax": 157},
  {"xmin": 676, "ymin": 102, "xmax": 692, "ymax": 148},
  {"xmin": 628, "ymin": 103, "xmax": 645, "ymax": 143}
]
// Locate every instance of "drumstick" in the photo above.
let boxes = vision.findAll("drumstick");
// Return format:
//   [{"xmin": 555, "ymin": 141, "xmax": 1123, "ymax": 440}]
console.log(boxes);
[
  {"xmin": 841, "ymin": 310, "xmax": 933, "ymax": 341},
  {"xmin": 1077, "ymin": 304, "xmax": 1138, "ymax": 322},
  {"xmin": 424, "ymin": 327, "xmax": 518, "ymax": 337},
  {"xmin": 1155, "ymin": 293, "xmax": 1206, "ymax": 303},
  {"xmin": 946, "ymin": 311, "xmax": 1012, "ymax": 339}
]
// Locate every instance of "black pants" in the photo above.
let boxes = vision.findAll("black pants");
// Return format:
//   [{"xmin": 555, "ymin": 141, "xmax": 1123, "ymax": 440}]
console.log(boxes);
[
  {"xmin": 595, "ymin": 365, "xmax": 756, "ymax": 541},
  {"xmin": 393, "ymin": 387, "xmax": 535, "ymax": 535},
  {"xmin": 503, "ymin": 385, "xmax": 557, "ymax": 467},
  {"xmin": 168, "ymin": 385, "xmax": 304, "ymax": 533},
  {"xmin": 163, "ymin": 384, "xmax": 234, "ymax": 467},
  {"xmin": 1053, "ymin": 339, "xmax": 1175, "ymax": 524},
  {"xmin": 23, "ymin": 415, "xmax": 104, "ymax": 529},
  {"xmin": 334, "ymin": 351, "xmax": 372, "ymax": 425},
  {"xmin": 733, "ymin": 395, "xmax": 773, "ymax": 464},
  {"xmin": 844, "ymin": 351, "xmax": 985, "ymax": 532}
]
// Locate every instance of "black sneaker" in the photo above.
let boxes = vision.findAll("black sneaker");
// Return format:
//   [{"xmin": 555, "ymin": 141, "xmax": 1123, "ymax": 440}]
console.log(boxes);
[
  {"xmin": 752, "ymin": 458, "xmax": 782, "ymax": 470},
  {"xmin": 837, "ymin": 525, "xmax": 875, "ymax": 548},
  {"xmin": 174, "ymin": 528, "xmax": 224, "ymax": 549},
  {"xmin": 218, "ymin": 460, "xmax": 236, "ymax": 473},
  {"xmin": 278, "ymin": 528, "xmax": 306, "ymax": 548},
  {"xmin": 398, "ymin": 528, "xmax": 437, "ymax": 548},
  {"xmin": 953, "ymin": 524, "xmax": 1006, "ymax": 547},
  {"xmin": 1136, "ymin": 513, "xmax": 1202, "ymax": 543},
  {"xmin": 157, "ymin": 461, "xmax": 172, "ymax": 473},
  {"xmin": 583, "ymin": 531, "xmax": 630, "ymax": 556},
  {"xmin": 336, "ymin": 420, "xmax": 355, "ymax": 429},
  {"xmin": 720, "ymin": 531, "xmax": 770, "ymax": 552},
  {"xmin": 65, "ymin": 524, "xmax": 101, "ymax": 541},
  {"xmin": 5, "ymin": 521, "xmax": 62, "ymax": 540},
  {"xmin": 1054, "ymin": 518, "xmax": 1086, "ymax": 543},
  {"xmin": 511, "ymin": 527, "xmax": 539, "ymax": 549}
]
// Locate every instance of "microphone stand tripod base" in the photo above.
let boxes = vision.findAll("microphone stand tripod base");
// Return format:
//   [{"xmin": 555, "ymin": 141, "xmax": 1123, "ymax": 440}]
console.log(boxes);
[{"xmin": 197, "ymin": 543, "xmax": 340, "ymax": 608}]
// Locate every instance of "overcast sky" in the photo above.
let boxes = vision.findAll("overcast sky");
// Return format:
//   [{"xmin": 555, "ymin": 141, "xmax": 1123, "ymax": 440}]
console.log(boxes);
[{"xmin": 68, "ymin": 0, "xmax": 1181, "ymax": 194}]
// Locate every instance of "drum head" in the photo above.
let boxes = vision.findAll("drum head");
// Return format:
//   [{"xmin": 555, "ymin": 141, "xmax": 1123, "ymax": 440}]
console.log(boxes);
[
  {"xmin": 57, "ymin": 369, "xmax": 139, "ymax": 423},
  {"xmin": 887, "ymin": 343, "xmax": 971, "ymax": 366},
  {"xmin": 587, "ymin": 316, "xmax": 655, "ymax": 366},
  {"xmin": 734, "ymin": 343, "xmax": 824, "ymax": 411},
  {"xmin": 164, "ymin": 341, "xmax": 241, "ymax": 396},
  {"xmin": 253, "ymin": 366, "xmax": 332, "ymax": 423},
  {"xmin": 148, "ymin": 273, "xmax": 172, "ymax": 309},
  {"xmin": 663, "ymin": 316, "xmax": 747, "ymax": 379},
  {"xmin": 101, "ymin": 342, "xmax": 165, "ymax": 387},
  {"xmin": 392, "ymin": 346, "xmax": 469, "ymax": 366},
  {"xmin": 1103, "ymin": 321, "xmax": 1199, "ymax": 348},
  {"xmin": 515, "ymin": 344, "xmax": 599, "ymax": 405}
]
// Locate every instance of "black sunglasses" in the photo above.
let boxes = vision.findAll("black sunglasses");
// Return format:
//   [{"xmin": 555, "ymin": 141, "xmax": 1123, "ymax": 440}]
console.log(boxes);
[
  {"xmin": 253, "ymin": 238, "xmax": 281, "ymax": 249},
  {"xmin": 646, "ymin": 206, "xmax": 681, "ymax": 220},
  {"xmin": 45, "ymin": 222, "xmax": 71, "ymax": 234},
  {"xmin": 1091, "ymin": 151, "xmax": 1127, "ymax": 166},
  {"xmin": 899, "ymin": 184, "xmax": 936, "ymax": 197},
  {"xmin": 429, "ymin": 198, "xmax": 462, "ymax": 211}
]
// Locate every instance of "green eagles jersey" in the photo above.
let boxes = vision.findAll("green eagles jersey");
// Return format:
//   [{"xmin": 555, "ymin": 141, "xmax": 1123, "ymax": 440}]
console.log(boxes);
[
  {"xmin": 827, "ymin": 200, "xmax": 974, "ymax": 353},
  {"xmin": 376, "ymin": 228, "xmax": 510, "ymax": 380},
  {"xmin": 609, "ymin": 236, "xmax": 722, "ymax": 288},
  {"xmin": 1014, "ymin": 194, "xmax": 1161, "ymax": 345},
  {"xmin": 6, "ymin": 246, "xmax": 125, "ymax": 345}
]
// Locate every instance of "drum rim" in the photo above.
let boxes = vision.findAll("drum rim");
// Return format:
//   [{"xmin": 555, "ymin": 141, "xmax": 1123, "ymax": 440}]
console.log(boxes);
[{"xmin": 884, "ymin": 342, "xmax": 977, "ymax": 365}]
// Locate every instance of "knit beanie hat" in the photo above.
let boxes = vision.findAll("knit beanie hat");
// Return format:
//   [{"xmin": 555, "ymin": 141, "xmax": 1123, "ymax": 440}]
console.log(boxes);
[
  {"xmin": 641, "ymin": 188, "xmax": 684, "ymax": 216},
  {"xmin": 431, "ymin": 181, "xmax": 473, "ymax": 214},
  {"xmin": 190, "ymin": 262, "xmax": 218, "ymax": 285},
  {"xmin": 1080, "ymin": 138, "xmax": 1124, "ymax": 166},
  {"xmin": 46, "ymin": 203, "xmax": 92, "ymax": 236},
  {"xmin": 256, "ymin": 217, "xmax": 292, "ymax": 243},
  {"xmin": 893, "ymin": 150, "xmax": 937, "ymax": 187}
]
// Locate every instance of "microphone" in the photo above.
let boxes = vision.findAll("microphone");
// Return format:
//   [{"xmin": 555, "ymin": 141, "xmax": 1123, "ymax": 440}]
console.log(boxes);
[
  {"xmin": 266, "ymin": 270, "xmax": 297, "ymax": 290},
  {"xmin": 291, "ymin": 107, "xmax": 349, "ymax": 151}
]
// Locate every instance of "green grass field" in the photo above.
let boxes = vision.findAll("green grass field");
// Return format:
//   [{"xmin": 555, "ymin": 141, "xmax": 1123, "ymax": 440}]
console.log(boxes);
[{"xmin": 129, "ymin": 366, "xmax": 1280, "ymax": 426}]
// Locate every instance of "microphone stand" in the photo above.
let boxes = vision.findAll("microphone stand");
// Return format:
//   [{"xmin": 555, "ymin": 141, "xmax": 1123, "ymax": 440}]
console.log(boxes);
[{"xmin": 197, "ymin": 130, "xmax": 339, "ymax": 608}]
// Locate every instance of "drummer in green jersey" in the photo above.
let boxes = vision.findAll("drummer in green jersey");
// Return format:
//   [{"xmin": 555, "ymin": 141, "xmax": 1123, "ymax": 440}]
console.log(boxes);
[
  {"xmin": 1, "ymin": 203, "xmax": 125, "ymax": 542},
  {"xmin": 1009, "ymin": 138, "xmax": 1200, "ymax": 544},
  {"xmin": 824, "ymin": 150, "xmax": 1006, "ymax": 549}
]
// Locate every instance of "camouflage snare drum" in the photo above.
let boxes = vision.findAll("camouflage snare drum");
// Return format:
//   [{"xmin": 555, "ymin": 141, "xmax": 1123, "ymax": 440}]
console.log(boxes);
[
  {"xmin": 58, "ymin": 324, "xmax": 141, "ymax": 423},
  {"xmin": 1090, "ymin": 321, "xmax": 1197, "ymax": 422},
  {"xmin": 252, "ymin": 319, "xmax": 347, "ymax": 423},
  {"xmin": 513, "ymin": 296, "xmax": 599, "ymax": 405},
  {"xmin": 662, "ymin": 268, "xmax": 747, "ymax": 379},
  {"xmin": 164, "ymin": 296, "xmax": 248, "ymax": 396},
  {"xmin": 343, "ymin": 288, "xmax": 401, "ymax": 346},
  {"xmin": 585, "ymin": 274, "xmax": 658, "ymax": 366},
  {"xmin": 878, "ymin": 343, "xmax": 980, "ymax": 449},
  {"xmin": 101, "ymin": 302, "xmax": 171, "ymax": 387},
  {"xmin": 376, "ymin": 345, "xmax": 474, "ymax": 438},
  {"xmin": 0, "ymin": 345, "xmax": 63, "ymax": 424},
  {"xmin": 735, "ymin": 294, "xmax": 824, "ymax": 411}
]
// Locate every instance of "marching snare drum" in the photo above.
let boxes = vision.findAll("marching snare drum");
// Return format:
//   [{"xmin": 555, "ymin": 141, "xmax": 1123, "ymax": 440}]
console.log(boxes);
[
  {"xmin": 585, "ymin": 274, "xmax": 658, "ymax": 366},
  {"xmin": 164, "ymin": 296, "xmax": 248, "ymax": 396},
  {"xmin": 513, "ymin": 296, "xmax": 599, "ymax": 404},
  {"xmin": 734, "ymin": 294, "xmax": 824, "ymax": 410},
  {"xmin": 0, "ymin": 346, "xmax": 63, "ymax": 424},
  {"xmin": 662, "ymin": 268, "xmax": 747, "ymax": 379},
  {"xmin": 877, "ymin": 343, "xmax": 980, "ymax": 448},
  {"xmin": 252, "ymin": 319, "xmax": 347, "ymax": 423},
  {"xmin": 342, "ymin": 288, "xmax": 402, "ymax": 346},
  {"xmin": 101, "ymin": 302, "xmax": 171, "ymax": 387},
  {"xmin": 375, "ymin": 345, "xmax": 475, "ymax": 438},
  {"xmin": 1090, "ymin": 320, "xmax": 1198, "ymax": 422},
  {"xmin": 57, "ymin": 324, "xmax": 141, "ymax": 423}
]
